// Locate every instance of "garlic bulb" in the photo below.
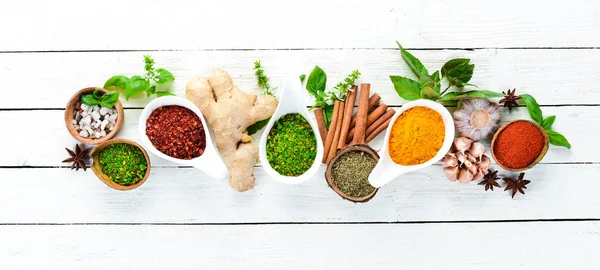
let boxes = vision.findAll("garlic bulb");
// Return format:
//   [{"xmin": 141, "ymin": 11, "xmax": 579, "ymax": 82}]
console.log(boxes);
[
  {"xmin": 442, "ymin": 137, "xmax": 490, "ymax": 183},
  {"xmin": 453, "ymin": 98, "xmax": 501, "ymax": 141}
]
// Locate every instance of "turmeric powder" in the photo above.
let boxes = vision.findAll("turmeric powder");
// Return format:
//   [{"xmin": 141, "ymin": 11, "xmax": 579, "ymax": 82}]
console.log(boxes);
[{"xmin": 388, "ymin": 106, "xmax": 445, "ymax": 165}]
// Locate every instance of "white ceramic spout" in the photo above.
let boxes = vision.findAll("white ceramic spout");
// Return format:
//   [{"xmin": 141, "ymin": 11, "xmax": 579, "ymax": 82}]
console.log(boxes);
[
  {"xmin": 259, "ymin": 77, "xmax": 324, "ymax": 184},
  {"xmin": 139, "ymin": 96, "xmax": 228, "ymax": 180},
  {"xmin": 368, "ymin": 99, "xmax": 455, "ymax": 188}
]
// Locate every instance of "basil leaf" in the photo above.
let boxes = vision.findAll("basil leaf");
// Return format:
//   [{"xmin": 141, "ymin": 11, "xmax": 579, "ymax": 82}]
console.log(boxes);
[
  {"xmin": 419, "ymin": 74, "xmax": 434, "ymax": 89},
  {"xmin": 156, "ymin": 91, "xmax": 176, "ymax": 97},
  {"xmin": 125, "ymin": 76, "xmax": 151, "ymax": 100},
  {"xmin": 542, "ymin": 115, "xmax": 556, "ymax": 130},
  {"xmin": 246, "ymin": 117, "xmax": 271, "ymax": 135},
  {"xmin": 299, "ymin": 74, "xmax": 306, "ymax": 83},
  {"xmin": 93, "ymin": 89, "xmax": 103, "ymax": 99},
  {"xmin": 396, "ymin": 41, "xmax": 428, "ymax": 78},
  {"xmin": 146, "ymin": 85, "xmax": 157, "ymax": 97},
  {"xmin": 445, "ymin": 90, "xmax": 504, "ymax": 100},
  {"xmin": 104, "ymin": 75, "xmax": 130, "ymax": 92},
  {"xmin": 81, "ymin": 94, "xmax": 101, "ymax": 106},
  {"xmin": 155, "ymin": 68, "xmax": 175, "ymax": 84},
  {"xmin": 323, "ymin": 104, "xmax": 334, "ymax": 128},
  {"xmin": 420, "ymin": 87, "xmax": 440, "ymax": 101},
  {"xmin": 446, "ymin": 63, "xmax": 474, "ymax": 87},
  {"xmin": 520, "ymin": 94, "xmax": 543, "ymax": 124},
  {"xmin": 432, "ymin": 70, "xmax": 440, "ymax": 83},
  {"xmin": 306, "ymin": 66, "xmax": 327, "ymax": 97},
  {"xmin": 439, "ymin": 92, "xmax": 460, "ymax": 101},
  {"xmin": 547, "ymin": 130, "xmax": 571, "ymax": 149},
  {"xmin": 390, "ymin": 75, "xmax": 421, "ymax": 101},
  {"xmin": 441, "ymin": 58, "xmax": 470, "ymax": 78},
  {"xmin": 100, "ymin": 91, "xmax": 120, "ymax": 108}
]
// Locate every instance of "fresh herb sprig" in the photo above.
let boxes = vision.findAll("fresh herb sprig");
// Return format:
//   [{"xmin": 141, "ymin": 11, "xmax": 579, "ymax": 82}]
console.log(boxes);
[
  {"xmin": 104, "ymin": 55, "xmax": 176, "ymax": 100},
  {"xmin": 305, "ymin": 66, "xmax": 361, "ymax": 127},
  {"xmin": 390, "ymin": 41, "xmax": 503, "ymax": 103},
  {"xmin": 247, "ymin": 61, "xmax": 277, "ymax": 135},
  {"xmin": 518, "ymin": 93, "xmax": 571, "ymax": 149},
  {"xmin": 81, "ymin": 89, "xmax": 120, "ymax": 108}
]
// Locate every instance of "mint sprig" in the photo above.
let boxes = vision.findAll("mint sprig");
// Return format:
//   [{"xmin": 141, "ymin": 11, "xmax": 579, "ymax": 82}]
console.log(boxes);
[{"xmin": 104, "ymin": 55, "xmax": 176, "ymax": 101}]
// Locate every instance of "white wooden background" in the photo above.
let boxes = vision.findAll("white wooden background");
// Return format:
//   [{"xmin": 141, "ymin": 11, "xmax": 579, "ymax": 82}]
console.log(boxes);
[{"xmin": 1, "ymin": 0, "xmax": 599, "ymax": 269}]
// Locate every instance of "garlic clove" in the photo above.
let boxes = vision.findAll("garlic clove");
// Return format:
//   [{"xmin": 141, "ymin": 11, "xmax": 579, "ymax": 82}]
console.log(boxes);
[
  {"xmin": 466, "ymin": 154, "xmax": 477, "ymax": 164},
  {"xmin": 443, "ymin": 155, "xmax": 458, "ymax": 168},
  {"xmin": 479, "ymin": 155, "xmax": 491, "ymax": 171},
  {"xmin": 456, "ymin": 152, "xmax": 467, "ymax": 164},
  {"xmin": 469, "ymin": 142, "xmax": 486, "ymax": 159},
  {"xmin": 473, "ymin": 168, "xmax": 485, "ymax": 181},
  {"xmin": 453, "ymin": 137, "xmax": 473, "ymax": 153},
  {"xmin": 467, "ymin": 162, "xmax": 478, "ymax": 175},
  {"xmin": 457, "ymin": 168, "xmax": 473, "ymax": 184},
  {"xmin": 443, "ymin": 166, "xmax": 460, "ymax": 181}
]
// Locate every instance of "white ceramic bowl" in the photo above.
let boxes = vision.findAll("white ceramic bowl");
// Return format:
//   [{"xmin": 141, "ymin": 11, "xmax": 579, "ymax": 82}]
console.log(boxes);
[
  {"xmin": 368, "ymin": 99, "xmax": 455, "ymax": 187},
  {"xmin": 139, "ymin": 96, "xmax": 228, "ymax": 180},
  {"xmin": 259, "ymin": 77, "xmax": 324, "ymax": 184}
]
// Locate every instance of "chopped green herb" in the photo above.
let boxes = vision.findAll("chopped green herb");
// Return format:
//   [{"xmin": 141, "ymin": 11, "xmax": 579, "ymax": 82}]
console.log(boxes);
[
  {"xmin": 331, "ymin": 150, "xmax": 377, "ymax": 198},
  {"xmin": 266, "ymin": 113, "xmax": 317, "ymax": 176},
  {"xmin": 98, "ymin": 143, "xmax": 148, "ymax": 186}
]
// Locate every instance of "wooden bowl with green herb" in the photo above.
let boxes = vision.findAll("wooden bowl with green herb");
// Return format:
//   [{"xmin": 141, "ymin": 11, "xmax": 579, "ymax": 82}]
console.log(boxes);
[
  {"xmin": 325, "ymin": 145, "xmax": 379, "ymax": 203},
  {"xmin": 90, "ymin": 138, "xmax": 151, "ymax": 191},
  {"xmin": 65, "ymin": 87, "xmax": 124, "ymax": 145}
]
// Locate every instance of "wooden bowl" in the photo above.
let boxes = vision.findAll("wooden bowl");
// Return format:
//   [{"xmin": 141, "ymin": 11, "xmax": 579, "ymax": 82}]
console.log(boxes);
[
  {"xmin": 325, "ymin": 144, "xmax": 379, "ymax": 203},
  {"xmin": 89, "ymin": 138, "xmax": 151, "ymax": 191},
  {"xmin": 491, "ymin": 119, "xmax": 550, "ymax": 172},
  {"xmin": 65, "ymin": 87, "xmax": 124, "ymax": 145}
]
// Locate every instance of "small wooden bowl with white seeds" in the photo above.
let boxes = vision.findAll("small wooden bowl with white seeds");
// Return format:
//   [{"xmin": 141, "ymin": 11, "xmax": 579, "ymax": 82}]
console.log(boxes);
[{"xmin": 65, "ymin": 87, "xmax": 124, "ymax": 145}]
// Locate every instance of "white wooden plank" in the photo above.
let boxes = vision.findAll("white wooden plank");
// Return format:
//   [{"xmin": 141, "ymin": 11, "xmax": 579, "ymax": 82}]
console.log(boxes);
[
  {"xmin": 1, "ymin": 49, "xmax": 599, "ymax": 109},
  {"xmin": 1, "ymin": 222, "xmax": 598, "ymax": 269},
  {"xmin": 0, "ymin": 105, "xmax": 587, "ymax": 167},
  {"xmin": 1, "ymin": 0, "xmax": 599, "ymax": 51},
  {"xmin": 0, "ymin": 164, "xmax": 597, "ymax": 223}
]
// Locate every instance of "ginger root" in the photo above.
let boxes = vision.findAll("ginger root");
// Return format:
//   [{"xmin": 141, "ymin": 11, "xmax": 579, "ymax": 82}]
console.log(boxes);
[{"xmin": 186, "ymin": 68, "xmax": 278, "ymax": 192}]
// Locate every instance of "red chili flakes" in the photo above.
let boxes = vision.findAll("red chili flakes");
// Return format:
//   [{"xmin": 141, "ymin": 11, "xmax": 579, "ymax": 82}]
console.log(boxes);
[{"xmin": 145, "ymin": 105, "xmax": 206, "ymax": 160}]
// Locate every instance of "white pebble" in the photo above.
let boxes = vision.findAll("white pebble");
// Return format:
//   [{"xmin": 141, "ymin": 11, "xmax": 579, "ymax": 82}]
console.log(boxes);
[
  {"xmin": 100, "ymin": 119, "xmax": 109, "ymax": 131},
  {"xmin": 109, "ymin": 114, "xmax": 118, "ymax": 123},
  {"xmin": 80, "ymin": 104, "xmax": 89, "ymax": 111},
  {"xmin": 80, "ymin": 116, "xmax": 92, "ymax": 126},
  {"xmin": 100, "ymin": 107, "xmax": 110, "ymax": 116},
  {"xmin": 100, "ymin": 130, "xmax": 106, "ymax": 137},
  {"xmin": 79, "ymin": 129, "xmax": 89, "ymax": 138},
  {"xmin": 94, "ymin": 131, "xmax": 101, "ymax": 138}
]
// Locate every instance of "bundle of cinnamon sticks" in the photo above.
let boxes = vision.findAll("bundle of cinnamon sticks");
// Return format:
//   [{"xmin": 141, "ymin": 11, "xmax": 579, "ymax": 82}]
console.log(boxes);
[{"xmin": 315, "ymin": 84, "xmax": 396, "ymax": 164}]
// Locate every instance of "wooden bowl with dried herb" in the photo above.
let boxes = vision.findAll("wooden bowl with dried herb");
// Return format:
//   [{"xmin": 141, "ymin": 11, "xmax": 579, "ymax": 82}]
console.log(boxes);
[
  {"xmin": 325, "ymin": 145, "xmax": 379, "ymax": 202},
  {"xmin": 65, "ymin": 87, "xmax": 124, "ymax": 145},
  {"xmin": 491, "ymin": 119, "xmax": 550, "ymax": 172},
  {"xmin": 90, "ymin": 138, "xmax": 151, "ymax": 191}
]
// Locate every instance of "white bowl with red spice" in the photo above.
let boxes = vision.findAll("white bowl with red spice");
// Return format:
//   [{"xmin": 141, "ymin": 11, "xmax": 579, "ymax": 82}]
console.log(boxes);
[
  {"xmin": 368, "ymin": 99, "xmax": 455, "ymax": 188},
  {"xmin": 138, "ymin": 96, "xmax": 228, "ymax": 180}
]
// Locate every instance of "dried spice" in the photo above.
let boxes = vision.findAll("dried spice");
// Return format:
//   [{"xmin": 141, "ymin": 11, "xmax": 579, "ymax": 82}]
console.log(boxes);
[
  {"xmin": 266, "ymin": 113, "xmax": 317, "ymax": 176},
  {"xmin": 146, "ymin": 105, "xmax": 206, "ymax": 160},
  {"xmin": 503, "ymin": 173, "xmax": 531, "ymax": 198},
  {"xmin": 389, "ymin": 106, "xmax": 444, "ymax": 165},
  {"xmin": 499, "ymin": 89, "xmax": 521, "ymax": 112},
  {"xmin": 62, "ymin": 144, "xmax": 91, "ymax": 171},
  {"xmin": 331, "ymin": 150, "xmax": 377, "ymax": 198},
  {"xmin": 493, "ymin": 121, "xmax": 545, "ymax": 169},
  {"xmin": 478, "ymin": 170, "xmax": 501, "ymax": 191},
  {"xmin": 98, "ymin": 143, "xmax": 148, "ymax": 186}
]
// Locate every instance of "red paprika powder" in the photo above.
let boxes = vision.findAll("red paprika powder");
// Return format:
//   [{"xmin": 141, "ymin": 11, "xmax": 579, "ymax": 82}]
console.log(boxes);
[
  {"xmin": 146, "ymin": 105, "xmax": 206, "ymax": 160},
  {"xmin": 493, "ymin": 121, "xmax": 545, "ymax": 169}
]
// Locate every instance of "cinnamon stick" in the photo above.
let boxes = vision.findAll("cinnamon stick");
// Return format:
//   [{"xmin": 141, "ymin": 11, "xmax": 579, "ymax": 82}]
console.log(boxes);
[
  {"xmin": 349, "ymin": 93, "xmax": 381, "ymax": 127},
  {"xmin": 336, "ymin": 85, "xmax": 358, "ymax": 150},
  {"xmin": 326, "ymin": 100, "xmax": 345, "ymax": 163},
  {"xmin": 345, "ymin": 103, "xmax": 388, "ymax": 143},
  {"xmin": 313, "ymin": 108, "xmax": 328, "ymax": 145},
  {"xmin": 352, "ymin": 83, "xmax": 371, "ymax": 145},
  {"xmin": 322, "ymin": 100, "xmax": 343, "ymax": 163},
  {"xmin": 365, "ymin": 109, "xmax": 395, "ymax": 143}
]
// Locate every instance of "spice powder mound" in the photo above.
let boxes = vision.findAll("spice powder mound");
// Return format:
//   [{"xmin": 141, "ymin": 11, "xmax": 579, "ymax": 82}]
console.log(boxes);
[
  {"xmin": 493, "ymin": 121, "xmax": 545, "ymax": 169},
  {"xmin": 145, "ymin": 105, "xmax": 206, "ymax": 160},
  {"xmin": 388, "ymin": 106, "xmax": 445, "ymax": 165}
]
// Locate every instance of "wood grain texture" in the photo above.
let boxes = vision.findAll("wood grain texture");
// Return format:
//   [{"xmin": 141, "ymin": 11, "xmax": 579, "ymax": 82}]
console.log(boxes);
[
  {"xmin": 1, "ymin": 0, "xmax": 599, "ymax": 51},
  {"xmin": 1, "ymin": 49, "xmax": 599, "ymax": 109},
  {"xmin": 1, "ymin": 223, "xmax": 599, "ymax": 269}
]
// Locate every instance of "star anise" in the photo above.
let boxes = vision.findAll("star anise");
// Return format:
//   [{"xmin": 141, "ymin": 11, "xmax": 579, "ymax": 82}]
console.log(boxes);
[
  {"xmin": 503, "ymin": 172, "xmax": 531, "ymax": 198},
  {"xmin": 499, "ymin": 88, "xmax": 521, "ymax": 112},
  {"xmin": 478, "ymin": 170, "xmax": 501, "ymax": 191},
  {"xmin": 62, "ymin": 144, "xmax": 91, "ymax": 171}
]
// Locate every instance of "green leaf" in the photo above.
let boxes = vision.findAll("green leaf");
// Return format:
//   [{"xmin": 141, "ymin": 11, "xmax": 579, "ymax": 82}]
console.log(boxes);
[
  {"xmin": 546, "ymin": 130, "xmax": 571, "ymax": 149},
  {"xmin": 306, "ymin": 66, "xmax": 327, "ymax": 97},
  {"xmin": 323, "ymin": 105, "xmax": 334, "ymax": 128},
  {"xmin": 420, "ymin": 87, "xmax": 440, "ymax": 101},
  {"xmin": 520, "ymin": 94, "xmax": 543, "ymax": 124},
  {"xmin": 396, "ymin": 41, "xmax": 428, "ymax": 78},
  {"xmin": 155, "ymin": 68, "xmax": 175, "ymax": 84},
  {"xmin": 299, "ymin": 74, "xmax": 306, "ymax": 83},
  {"xmin": 81, "ymin": 94, "xmax": 101, "ymax": 106},
  {"xmin": 100, "ymin": 91, "xmax": 120, "ymax": 108},
  {"xmin": 104, "ymin": 75, "xmax": 130, "ymax": 91},
  {"xmin": 146, "ymin": 85, "xmax": 156, "ymax": 97},
  {"xmin": 446, "ymin": 63, "xmax": 474, "ymax": 87},
  {"xmin": 439, "ymin": 92, "xmax": 460, "ymax": 101},
  {"xmin": 156, "ymin": 91, "xmax": 176, "ymax": 97},
  {"xmin": 542, "ymin": 115, "xmax": 556, "ymax": 130},
  {"xmin": 441, "ymin": 58, "xmax": 470, "ymax": 78},
  {"xmin": 389, "ymin": 75, "xmax": 421, "ymax": 101},
  {"xmin": 419, "ymin": 74, "xmax": 434, "ymax": 89},
  {"xmin": 93, "ymin": 89, "xmax": 103, "ymax": 99},
  {"xmin": 125, "ymin": 76, "xmax": 151, "ymax": 100},
  {"xmin": 443, "ymin": 90, "xmax": 505, "ymax": 101},
  {"xmin": 246, "ymin": 117, "xmax": 271, "ymax": 135},
  {"xmin": 432, "ymin": 70, "xmax": 440, "ymax": 83}
]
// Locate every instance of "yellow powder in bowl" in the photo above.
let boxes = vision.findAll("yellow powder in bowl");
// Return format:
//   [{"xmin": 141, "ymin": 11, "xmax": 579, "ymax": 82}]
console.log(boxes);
[{"xmin": 388, "ymin": 106, "xmax": 445, "ymax": 165}]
